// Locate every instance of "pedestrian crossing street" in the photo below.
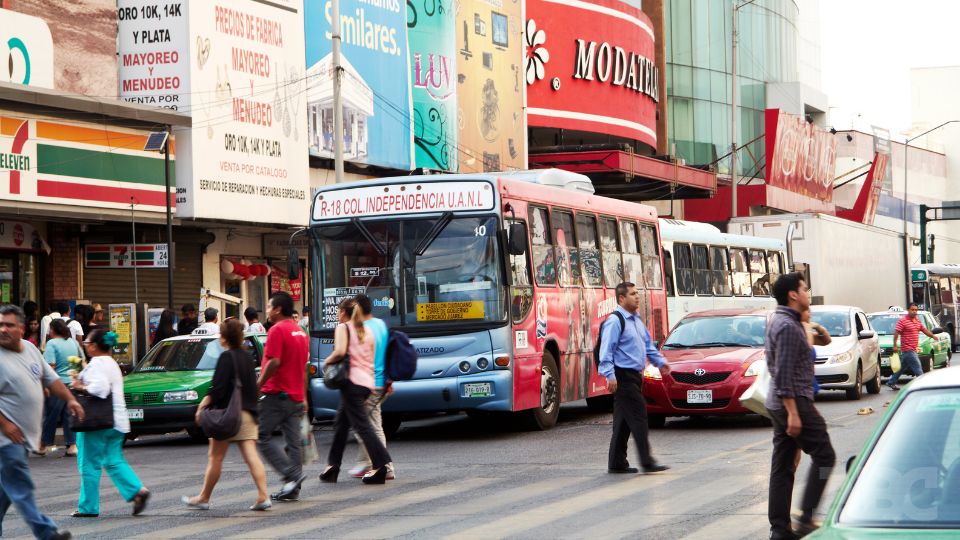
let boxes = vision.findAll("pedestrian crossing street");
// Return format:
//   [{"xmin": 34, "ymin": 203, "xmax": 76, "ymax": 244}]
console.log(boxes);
[{"xmin": 5, "ymin": 441, "xmax": 781, "ymax": 540}]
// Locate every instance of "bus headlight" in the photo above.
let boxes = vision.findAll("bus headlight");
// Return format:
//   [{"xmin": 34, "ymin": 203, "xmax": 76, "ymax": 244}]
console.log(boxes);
[
  {"xmin": 642, "ymin": 364, "xmax": 662, "ymax": 380},
  {"xmin": 744, "ymin": 361, "xmax": 765, "ymax": 377},
  {"xmin": 828, "ymin": 351, "xmax": 854, "ymax": 364}
]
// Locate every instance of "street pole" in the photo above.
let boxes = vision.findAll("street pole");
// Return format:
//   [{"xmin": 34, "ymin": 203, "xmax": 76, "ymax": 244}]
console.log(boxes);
[
  {"xmin": 130, "ymin": 199, "xmax": 139, "ymax": 305},
  {"xmin": 164, "ymin": 125, "xmax": 174, "ymax": 310},
  {"xmin": 332, "ymin": 0, "xmax": 344, "ymax": 183},
  {"xmin": 730, "ymin": 0, "xmax": 738, "ymax": 219},
  {"xmin": 919, "ymin": 204, "xmax": 928, "ymax": 264}
]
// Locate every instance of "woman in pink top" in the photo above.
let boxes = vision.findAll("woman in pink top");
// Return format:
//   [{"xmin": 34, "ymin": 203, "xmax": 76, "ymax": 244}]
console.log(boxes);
[{"xmin": 319, "ymin": 295, "xmax": 393, "ymax": 484}]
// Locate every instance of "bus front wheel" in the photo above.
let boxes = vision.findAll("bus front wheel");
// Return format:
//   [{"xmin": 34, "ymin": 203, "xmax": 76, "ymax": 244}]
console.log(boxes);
[{"xmin": 520, "ymin": 351, "xmax": 560, "ymax": 430}]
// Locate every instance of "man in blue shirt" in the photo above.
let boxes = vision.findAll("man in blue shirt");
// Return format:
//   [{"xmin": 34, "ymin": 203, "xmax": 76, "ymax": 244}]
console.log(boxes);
[{"xmin": 598, "ymin": 282, "xmax": 671, "ymax": 474}]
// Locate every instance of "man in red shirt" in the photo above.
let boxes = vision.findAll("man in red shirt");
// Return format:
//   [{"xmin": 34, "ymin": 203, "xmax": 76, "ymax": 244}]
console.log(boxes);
[
  {"xmin": 889, "ymin": 303, "xmax": 936, "ymax": 390},
  {"xmin": 257, "ymin": 292, "xmax": 310, "ymax": 501}
]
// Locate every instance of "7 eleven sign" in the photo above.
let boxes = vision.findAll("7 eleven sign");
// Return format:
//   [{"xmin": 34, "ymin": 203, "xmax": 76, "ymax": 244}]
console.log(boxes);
[{"xmin": 85, "ymin": 244, "xmax": 168, "ymax": 268}]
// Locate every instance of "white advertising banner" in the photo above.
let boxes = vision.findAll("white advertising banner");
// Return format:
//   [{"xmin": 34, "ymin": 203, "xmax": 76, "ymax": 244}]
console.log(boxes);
[
  {"xmin": 312, "ymin": 181, "xmax": 496, "ymax": 221},
  {"xmin": 116, "ymin": 1, "xmax": 191, "ymax": 112},
  {"xmin": 0, "ymin": 9, "xmax": 54, "ymax": 88},
  {"xmin": 117, "ymin": 0, "xmax": 310, "ymax": 226}
]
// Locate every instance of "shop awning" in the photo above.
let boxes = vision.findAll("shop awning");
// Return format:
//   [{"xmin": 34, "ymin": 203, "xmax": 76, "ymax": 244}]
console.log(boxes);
[{"xmin": 528, "ymin": 150, "xmax": 716, "ymax": 202}]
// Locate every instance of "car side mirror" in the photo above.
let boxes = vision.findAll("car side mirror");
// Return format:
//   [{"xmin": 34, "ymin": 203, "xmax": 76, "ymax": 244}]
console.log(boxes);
[
  {"xmin": 845, "ymin": 455, "xmax": 856, "ymax": 473},
  {"xmin": 858, "ymin": 330, "xmax": 875, "ymax": 340},
  {"xmin": 507, "ymin": 222, "xmax": 527, "ymax": 256},
  {"xmin": 933, "ymin": 327, "xmax": 946, "ymax": 334}
]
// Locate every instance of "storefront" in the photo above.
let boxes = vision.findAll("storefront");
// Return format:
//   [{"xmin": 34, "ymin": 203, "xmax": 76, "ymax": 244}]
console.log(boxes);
[{"xmin": 0, "ymin": 221, "xmax": 47, "ymax": 306}]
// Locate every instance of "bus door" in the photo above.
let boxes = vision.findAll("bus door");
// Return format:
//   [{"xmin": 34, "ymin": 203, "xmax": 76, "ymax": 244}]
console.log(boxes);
[
  {"xmin": 928, "ymin": 279, "xmax": 944, "ymax": 323},
  {"xmin": 912, "ymin": 279, "xmax": 929, "ymax": 310}
]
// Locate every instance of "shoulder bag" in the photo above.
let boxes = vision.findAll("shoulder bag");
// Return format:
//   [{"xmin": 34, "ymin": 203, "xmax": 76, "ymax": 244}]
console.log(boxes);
[
  {"xmin": 198, "ymin": 351, "xmax": 244, "ymax": 440},
  {"xmin": 323, "ymin": 324, "xmax": 351, "ymax": 389},
  {"xmin": 738, "ymin": 360, "xmax": 771, "ymax": 419},
  {"xmin": 69, "ymin": 389, "xmax": 114, "ymax": 432}
]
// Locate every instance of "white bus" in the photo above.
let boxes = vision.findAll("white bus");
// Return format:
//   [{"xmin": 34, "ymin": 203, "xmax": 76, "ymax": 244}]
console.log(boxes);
[{"xmin": 660, "ymin": 219, "xmax": 787, "ymax": 328}]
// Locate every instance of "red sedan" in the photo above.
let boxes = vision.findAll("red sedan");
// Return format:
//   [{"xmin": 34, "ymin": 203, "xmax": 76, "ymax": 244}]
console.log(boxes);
[{"xmin": 642, "ymin": 309, "xmax": 769, "ymax": 427}]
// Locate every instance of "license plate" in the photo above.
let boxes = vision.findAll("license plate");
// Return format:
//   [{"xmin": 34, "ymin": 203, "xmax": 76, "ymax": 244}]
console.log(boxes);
[
  {"xmin": 463, "ymin": 382, "xmax": 493, "ymax": 397},
  {"xmin": 687, "ymin": 390, "xmax": 713, "ymax": 404},
  {"xmin": 127, "ymin": 408, "xmax": 144, "ymax": 421}
]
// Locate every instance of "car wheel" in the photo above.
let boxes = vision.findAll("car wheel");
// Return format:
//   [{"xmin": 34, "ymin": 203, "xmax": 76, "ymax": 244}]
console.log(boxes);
[
  {"xmin": 586, "ymin": 394, "xmax": 614, "ymax": 413},
  {"xmin": 519, "ymin": 351, "xmax": 560, "ymax": 430},
  {"xmin": 846, "ymin": 364, "xmax": 863, "ymax": 400},
  {"xmin": 866, "ymin": 365, "xmax": 881, "ymax": 394},
  {"xmin": 921, "ymin": 355, "xmax": 933, "ymax": 373},
  {"xmin": 648, "ymin": 414, "xmax": 666, "ymax": 429}
]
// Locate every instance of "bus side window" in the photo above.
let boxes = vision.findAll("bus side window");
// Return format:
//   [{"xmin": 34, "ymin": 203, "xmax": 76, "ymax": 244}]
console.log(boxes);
[
  {"xmin": 674, "ymin": 243, "xmax": 695, "ymax": 295},
  {"xmin": 575, "ymin": 213, "xmax": 603, "ymax": 287},
  {"xmin": 663, "ymin": 250, "xmax": 676, "ymax": 297},
  {"xmin": 506, "ymin": 219, "xmax": 534, "ymax": 324},
  {"xmin": 729, "ymin": 248, "xmax": 751, "ymax": 297},
  {"xmin": 940, "ymin": 277, "xmax": 953, "ymax": 304},
  {"xmin": 767, "ymin": 251, "xmax": 783, "ymax": 286},
  {"xmin": 528, "ymin": 206, "xmax": 556, "ymax": 286},
  {"xmin": 553, "ymin": 210, "xmax": 580, "ymax": 286},
  {"xmin": 749, "ymin": 249, "xmax": 770, "ymax": 296},
  {"xmin": 619, "ymin": 221, "xmax": 644, "ymax": 287},
  {"xmin": 599, "ymin": 218, "xmax": 623, "ymax": 287},
  {"xmin": 638, "ymin": 224, "xmax": 663, "ymax": 289},
  {"xmin": 693, "ymin": 244, "xmax": 711, "ymax": 295},
  {"xmin": 710, "ymin": 246, "xmax": 731, "ymax": 296}
]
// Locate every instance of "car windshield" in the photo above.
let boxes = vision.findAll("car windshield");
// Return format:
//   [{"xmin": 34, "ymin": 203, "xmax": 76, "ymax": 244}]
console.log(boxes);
[
  {"xmin": 134, "ymin": 338, "xmax": 223, "ymax": 372},
  {"xmin": 839, "ymin": 388, "xmax": 960, "ymax": 528},
  {"xmin": 313, "ymin": 215, "xmax": 507, "ymax": 330},
  {"xmin": 868, "ymin": 313, "xmax": 929, "ymax": 336},
  {"xmin": 663, "ymin": 315, "xmax": 766, "ymax": 348},
  {"xmin": 810, "ymin": 311, "xmax": 851, "ymax": 337}
]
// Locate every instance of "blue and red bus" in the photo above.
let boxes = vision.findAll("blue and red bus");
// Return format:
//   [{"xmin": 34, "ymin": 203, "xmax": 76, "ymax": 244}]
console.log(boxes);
[{"xmin": 307, "ymin": 169, "xmax": 669, "ymax": 431}]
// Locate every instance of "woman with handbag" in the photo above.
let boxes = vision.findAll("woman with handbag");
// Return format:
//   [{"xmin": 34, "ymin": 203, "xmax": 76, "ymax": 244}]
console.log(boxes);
[
  {"xmin": 69, "ymin": 328, "xmax": 150, "ymax": 518},
  {"xmin": 182, "ymin": 319, "xmax": 270, "ymax": 511},
  {"xmin": 39, "ymin": 319, "xmax": 81, "ymax": 457},
  {"xmin": 319, "ymin": 295, "xmax": 392, "ymax": 485}
]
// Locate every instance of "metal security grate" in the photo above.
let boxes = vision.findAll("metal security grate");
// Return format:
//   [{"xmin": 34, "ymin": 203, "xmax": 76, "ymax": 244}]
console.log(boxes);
[{"xmin": 671, "ymin": 371, "xmax": 731, "ymax": 385}]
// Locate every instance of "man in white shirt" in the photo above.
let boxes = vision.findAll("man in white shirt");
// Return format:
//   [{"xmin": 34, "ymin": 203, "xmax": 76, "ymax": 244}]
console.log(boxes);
[
  {"xmin": 60, "ymin": 304, "xmax": 84, "ymax": 347},
  {"xmin": 194, "ymin": 308, "xmax": 220, "ymax": 335},
  {"xmin": 38, "ymin": 301, "xmax": 63, "ymax": 352}
]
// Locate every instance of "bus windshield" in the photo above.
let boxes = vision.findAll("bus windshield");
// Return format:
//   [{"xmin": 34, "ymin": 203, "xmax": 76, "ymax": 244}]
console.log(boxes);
[{"xmin": 313, "ymin": 215, "xmax": 507, "ymax": 330}]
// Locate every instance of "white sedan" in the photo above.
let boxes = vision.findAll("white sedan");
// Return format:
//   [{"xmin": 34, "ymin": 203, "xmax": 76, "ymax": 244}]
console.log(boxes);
[{"xmin": 810, "ymin": 305, "xmax": 881, "ymax": 400}]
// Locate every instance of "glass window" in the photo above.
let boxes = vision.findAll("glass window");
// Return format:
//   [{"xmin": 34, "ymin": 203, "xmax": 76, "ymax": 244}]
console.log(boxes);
[
  {"xmin": 673, "ymin": 65, "xmax": 693, "ymax": 98},
  {"xmin": 528, "ymin": 207, "xmax": 556, "ymax": 286},
  {"xmin": 710, "ymin": 246, "xmax": 731, "ymax": 296},
  {"xmin": 767, "ymin": 251, "xmax": 783, "ymax": 286},
  {"xmin": 576, "ymin": 213, "xmax": 602, "ymax": 287},
  {"xmin": 729, "ymin": 248, "xmax": 751, "ymax": 296},
  {"xmin": 620, "ymin": 221, "xmax": 644, "ymax": 287},
  {"xmin": 939, "ymin": 277, "xmax": 954, "ymax": 304},
  {"xmin": 506, "ymin": 219, "xmax": 533, "ymax": 324},
  {"xmin": 693, "ymin": 244, "xmax": 711, "ymax": 295},
  {"xmin": 810, "ymin": 311, "xmax": 852, "ymax": 337},
  {"xmin": 600, "ymin": 218, "xmax": 623, "ymax": 288},
  {"xmin": 664, "ymin": 250, "xmax": 676, "ymax": 297},
  {"xmin": 693, "ymin": 68, "xmax": 711, "ymax": 100},
  {"xmin": 749, "ymin": 249, "xmax": 770, "ymax": 296},
  {"xmin": 692, "ymin": 4, "xmax": 709, "ymax": 68},
  {"xmin": 663, "ymin": 315, "xmax": 766, "ymax": 349},
  {"xmin": 670, "ymin": 0, "xmax": 692, "ymax": 66},
  {"xmin": 554, "ymin": 210, "xmax": 579, "ymax": 286},
  {"xmin": 674, "ymin": 243, "xmax": 695, "ymax": 296},
  {"xmin": 639, "ymin": 225, "xmax": 663, "ymax": 289}
]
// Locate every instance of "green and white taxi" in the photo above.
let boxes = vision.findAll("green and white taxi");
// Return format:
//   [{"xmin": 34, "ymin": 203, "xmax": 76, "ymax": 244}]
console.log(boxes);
[{"xmin": 867, "ymin": 308, "xmax": 952, "ymax": 376}]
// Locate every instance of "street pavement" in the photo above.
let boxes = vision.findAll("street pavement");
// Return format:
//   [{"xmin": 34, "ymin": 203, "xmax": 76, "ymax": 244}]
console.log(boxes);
[{"xmin": 6, "ymin": 387, "xmax": 894, "ymax": 539}]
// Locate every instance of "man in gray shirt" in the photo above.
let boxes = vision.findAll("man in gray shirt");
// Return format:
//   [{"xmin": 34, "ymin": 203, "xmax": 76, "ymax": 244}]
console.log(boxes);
[{"xmin": 0, "ymin": 305, "xmax": 81, "ymax": 540}]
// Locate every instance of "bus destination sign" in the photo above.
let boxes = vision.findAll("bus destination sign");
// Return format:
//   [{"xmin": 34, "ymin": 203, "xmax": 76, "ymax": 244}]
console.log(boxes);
[{"xmin": 312, "ymin": 181, "xmax": 495, "ymax": 220}]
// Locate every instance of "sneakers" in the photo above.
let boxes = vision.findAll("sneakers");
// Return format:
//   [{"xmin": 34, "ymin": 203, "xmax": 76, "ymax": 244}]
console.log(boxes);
[
  {"xmin": 275, "ymin": 473, "xmax": 306, "ymax": 498},
  {"xmin": 887, "ymin": 383, "xmax": 900, "ymax": 391},
  {"xmin": 271, "ymin": 488, "xmax": 300, "ymax": 502}
]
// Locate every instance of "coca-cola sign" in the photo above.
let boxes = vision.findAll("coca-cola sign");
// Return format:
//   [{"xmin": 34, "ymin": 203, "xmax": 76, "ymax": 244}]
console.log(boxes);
[{"xmin": 764, "ymin": 109, "xmax": 837, "ymax": 201}]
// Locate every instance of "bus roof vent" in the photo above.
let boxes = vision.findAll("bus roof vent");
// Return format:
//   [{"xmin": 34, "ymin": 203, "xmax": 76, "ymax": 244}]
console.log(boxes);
[{"xmin": 499, "ymin": 168, "xmax": 595, "ymax": 194}]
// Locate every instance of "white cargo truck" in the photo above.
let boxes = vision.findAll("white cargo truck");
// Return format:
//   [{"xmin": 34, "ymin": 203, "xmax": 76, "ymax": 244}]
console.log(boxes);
[{"xmin": 729, "ymin": 214, "xmax": 906, "ymax": 313}]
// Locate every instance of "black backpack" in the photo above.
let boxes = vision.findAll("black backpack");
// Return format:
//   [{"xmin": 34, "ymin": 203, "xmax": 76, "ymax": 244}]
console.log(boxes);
[
  {"xmin": 593, "ymin": 311, "xmax": 626, "ymax": 368},
  {"xmin": 386, "ymin": 329, "xmax": 418, "ymax": 381}
]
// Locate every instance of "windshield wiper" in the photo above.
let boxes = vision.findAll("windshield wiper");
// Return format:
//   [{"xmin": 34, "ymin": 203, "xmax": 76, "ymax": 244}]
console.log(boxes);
[
  {"xmin": 686, "ymin": 342, "xmax": 750, "ymax": 348},
  {"xmin": 414, "ymin": 212, "xmax": 453, "ymax": 256},
  {"xmin": 352, "ymin": 218, "xmax": 386, "ymax": 256},
  {"xmin": 135, "ymin": 366, "xmax": 166, "ymax": 372}
]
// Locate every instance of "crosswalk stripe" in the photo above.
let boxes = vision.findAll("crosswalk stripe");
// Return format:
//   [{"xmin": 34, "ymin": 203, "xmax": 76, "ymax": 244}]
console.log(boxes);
[
  {"xmin": 449, "ymin": 474, "xmax": 673, "ymax": 539},
  {"xmin": 680, "ymin": 501, "xmax": 768, "ymax": 540},
  {"xmin": 230, "ymin": 477, "xmax": 500, "ymax": 539},
  {"xmin": 338, "ymin": 476, "xmax": 586, "ymax": 539}
]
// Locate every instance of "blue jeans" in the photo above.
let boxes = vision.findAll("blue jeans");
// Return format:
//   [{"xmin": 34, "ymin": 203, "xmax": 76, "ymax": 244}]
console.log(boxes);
[
  {"xmin": 41, "ymin": 395, "xmax": 75, "ymax": 447},
  {"xmin": 0, "ymin": 443, "xmax": 59, "ymax": 539},
  {"xmin": 889, "ymin": 350, "xmax": 923, "ymax": 386},
  {"xmin": 76, "ymin": 429, "xmax": 143, "ymax": 514}
]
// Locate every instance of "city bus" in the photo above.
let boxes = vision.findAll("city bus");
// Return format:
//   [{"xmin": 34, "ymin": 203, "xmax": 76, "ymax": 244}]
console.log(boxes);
[
  {"xmin": 659, "ymin": 219, "xmax": 786, "ymax": 327},
  {"xmin": 911, "ymin": 263, "xmax": 960, "ymax": 349},
  {"xmin": 306, "ymin": 169, "xmax": 668, "ymax": 432}
]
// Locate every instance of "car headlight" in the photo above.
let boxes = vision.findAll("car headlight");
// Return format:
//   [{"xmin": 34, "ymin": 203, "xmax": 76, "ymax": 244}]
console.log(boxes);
[
  {"xmin": 163, "ymin": 390, "xmax": 199, "ymax": 402},
  {"xmin": 744, "ymin": 360, "xmax": 765, "ymax": 377},
  {"xmin": 828, "ymin": 351, "xmax": 854, "ymax": 364},
  {"xmin": 642, "ymin": 364, "xmax": 662, "ymax": 380}
]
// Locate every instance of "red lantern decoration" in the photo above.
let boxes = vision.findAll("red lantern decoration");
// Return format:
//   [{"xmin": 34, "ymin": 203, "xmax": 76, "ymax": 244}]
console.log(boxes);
[{"xmin": 233, "ymin": 263, "xmax": 251, "ymax": 279}]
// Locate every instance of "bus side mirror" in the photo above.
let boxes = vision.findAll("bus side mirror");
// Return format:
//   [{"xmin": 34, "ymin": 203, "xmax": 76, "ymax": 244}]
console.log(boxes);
[
  {"xmin": 287, "ymin": 246, "xmax": 301, "ymax": 279},
  {"xmin": 507, "ymin": 222, "xmax": 527, "ymax": 256}
]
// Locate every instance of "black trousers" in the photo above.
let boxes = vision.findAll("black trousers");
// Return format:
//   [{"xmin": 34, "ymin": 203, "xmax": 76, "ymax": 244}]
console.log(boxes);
[
  {"xmin": 768, "ymin": 397, "xmax": 836, "ymax": 537},
  {"xmin": 608, "ymin": 367, "xmax": 655, "ymax": 469},
  {"xmin": 326, "ymin": 380, "xmax": 392, "ymax": 469}
]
